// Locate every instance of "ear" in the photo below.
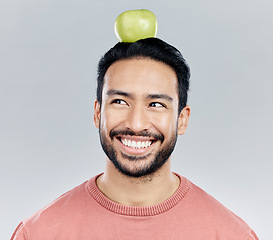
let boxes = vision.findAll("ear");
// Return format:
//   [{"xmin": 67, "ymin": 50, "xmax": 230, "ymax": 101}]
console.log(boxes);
[
  {"xmin": 177, "ymin": 105, "xmax": 191, "ymax": 135},
  {"xmin": 93, "ymin": 99, "xmax": 101, "ymax": 128}
]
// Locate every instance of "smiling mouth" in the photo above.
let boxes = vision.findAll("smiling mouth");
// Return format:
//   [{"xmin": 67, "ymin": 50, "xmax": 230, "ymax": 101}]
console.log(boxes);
[{"xmin": 117, "ymin": 136, "xmax": 156, "ymax": 149}]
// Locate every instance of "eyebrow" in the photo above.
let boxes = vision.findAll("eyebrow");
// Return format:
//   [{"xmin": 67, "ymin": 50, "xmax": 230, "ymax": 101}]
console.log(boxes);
[
  {"xmin": 146, "ymin": 94, "xmax": 173, "ymax": 102},
  {"xmin": 106, "ymin": 89, "xmax": 173, "ymax": 102},
  {"xmin": 106, "ymin": 89, "xmax": 132, "ymax": 98}
]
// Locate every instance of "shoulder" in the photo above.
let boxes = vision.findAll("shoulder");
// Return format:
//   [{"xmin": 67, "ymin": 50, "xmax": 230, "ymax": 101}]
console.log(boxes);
[
  {"xmin": 188, "ymin": 182, "xmax": 243, "ymax": 220},
  {"xmin": 182, "ymin": 179, "xmax": 258, "ymax": 239},
  {"xmin": 31, "ymin": 180, "xmax": 89, "ymax": 214},
  {"xmin": 12, "ymin": 178, "xmax": 94, "ymax": 238}
]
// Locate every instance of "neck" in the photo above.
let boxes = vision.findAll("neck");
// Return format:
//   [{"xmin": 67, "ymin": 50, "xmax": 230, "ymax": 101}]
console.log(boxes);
[{"xmin": 96, "ymin": 159, "xmax": 180, "ymax": 206}]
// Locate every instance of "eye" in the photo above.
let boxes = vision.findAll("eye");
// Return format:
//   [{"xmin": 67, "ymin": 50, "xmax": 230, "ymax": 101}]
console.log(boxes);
[
  {"xmin": 149, "ymin": 102, "xmax": 166, "ymax": 108},
  {"xmin": 111, "ymin": 99, "xmax": 127, "ymax": 105}
]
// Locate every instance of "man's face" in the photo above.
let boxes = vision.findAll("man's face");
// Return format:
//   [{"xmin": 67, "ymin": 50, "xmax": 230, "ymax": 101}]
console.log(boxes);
[{"xmin": 94, "ymin": 58, "xmax": 190, "ymax": 178}]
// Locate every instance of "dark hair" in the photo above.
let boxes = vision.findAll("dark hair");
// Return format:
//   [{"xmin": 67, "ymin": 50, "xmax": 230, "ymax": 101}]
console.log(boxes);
[{"xmin": 97, "ymin": 38, "xmax": 190, "ymax": 113}]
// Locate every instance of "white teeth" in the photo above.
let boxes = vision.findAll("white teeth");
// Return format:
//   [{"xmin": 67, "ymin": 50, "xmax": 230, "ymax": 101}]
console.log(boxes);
[
  {"xmin": 141, "ymin": 142, "xmax": 145, "ymax": 148},
  {"xmin": 121, "ymin": 139, "xmax": 152, "ymax": 149}
]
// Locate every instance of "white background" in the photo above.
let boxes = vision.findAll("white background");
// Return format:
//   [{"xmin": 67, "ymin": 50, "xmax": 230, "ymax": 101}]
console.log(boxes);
[{"xmin": 1, "ymin": 0, "xmax": 272, "ymax": 239}]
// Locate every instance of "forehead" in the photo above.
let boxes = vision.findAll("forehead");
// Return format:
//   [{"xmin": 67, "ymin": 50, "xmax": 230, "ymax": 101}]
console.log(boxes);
[{"xmin": 103, "ymin": 58, "xmax": 178, "ymax": 98}]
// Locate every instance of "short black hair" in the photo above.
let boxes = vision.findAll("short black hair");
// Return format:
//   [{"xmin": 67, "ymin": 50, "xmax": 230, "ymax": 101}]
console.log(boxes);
[{"xmin": 97, "ymin": 38, "xmax": 190, "ymax": 113}]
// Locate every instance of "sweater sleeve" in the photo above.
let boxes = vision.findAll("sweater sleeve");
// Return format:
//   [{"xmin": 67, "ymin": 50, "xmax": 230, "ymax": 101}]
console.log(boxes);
[
  {"xmin": 10, "ymin": 222, "xmax": 27, "ymax": 240},
  {"xmin": 248, "ymin": 229, "xmax": 259, "ymax": 240}
]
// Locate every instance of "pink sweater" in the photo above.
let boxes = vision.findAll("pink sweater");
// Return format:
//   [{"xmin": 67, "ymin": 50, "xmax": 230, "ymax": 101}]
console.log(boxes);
[{"xmin": 11, "ymin": 174, "xmax": 258, "ymax": 240}]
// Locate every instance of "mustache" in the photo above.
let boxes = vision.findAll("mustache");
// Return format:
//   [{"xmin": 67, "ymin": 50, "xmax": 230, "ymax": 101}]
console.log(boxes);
[{"xmin": 109, "ymin": 129, "xmax": 164, "ymax": 142}]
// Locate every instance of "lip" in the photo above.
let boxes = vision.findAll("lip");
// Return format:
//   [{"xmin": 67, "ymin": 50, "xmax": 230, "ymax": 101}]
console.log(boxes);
[{"xmin": 115, "ymin": 136, "xmax": 157, "ymax": 156}]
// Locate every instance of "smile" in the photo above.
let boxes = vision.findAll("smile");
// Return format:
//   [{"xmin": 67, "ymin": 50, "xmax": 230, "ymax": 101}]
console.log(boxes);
[
  {"xmin": 116, "ymin": 136, "xmax": 156, "ymax": 152},
  {"xmin": 120, "ymin": 138, "xmax": 152, "ymax": 149}
]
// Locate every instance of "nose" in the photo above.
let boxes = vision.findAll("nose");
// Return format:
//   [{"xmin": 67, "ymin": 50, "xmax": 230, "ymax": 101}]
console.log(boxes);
[{"xmin": 124, "ymin": 105, "xmax": 151, "ymax": 132}]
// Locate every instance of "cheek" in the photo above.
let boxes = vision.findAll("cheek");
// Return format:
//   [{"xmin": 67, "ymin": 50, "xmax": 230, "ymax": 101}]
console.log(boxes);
[
  {"xmin": 152, "ymin": 112, "xmax": 178, "ymax": 137},
  {"xmin": 100, "ymin": 109, "xmax": 125, "ymax": 134}
]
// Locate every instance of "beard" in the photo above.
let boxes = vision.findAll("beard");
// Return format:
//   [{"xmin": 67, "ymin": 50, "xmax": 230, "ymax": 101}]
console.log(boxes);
[{"xmin": 99, "ymin": 126, "xmax": 178, "ymax": 178}]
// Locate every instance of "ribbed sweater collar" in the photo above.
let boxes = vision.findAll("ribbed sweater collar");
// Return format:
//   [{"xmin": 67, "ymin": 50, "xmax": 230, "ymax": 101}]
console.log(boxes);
[{"xmin": 87, "ymin": 173, "xmax": 190, "ymax": 217}]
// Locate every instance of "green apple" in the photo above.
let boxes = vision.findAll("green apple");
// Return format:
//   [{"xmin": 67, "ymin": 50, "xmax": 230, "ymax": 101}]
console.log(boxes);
[{"xmin": 114, "ymin": 9, "xmax": 158, "ymax": 43}]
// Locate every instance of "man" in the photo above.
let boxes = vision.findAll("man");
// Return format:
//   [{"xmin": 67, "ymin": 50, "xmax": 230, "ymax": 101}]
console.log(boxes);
[{"xmin": 11, "ymin": 38, "xmax": 259, "ymax": 239}]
